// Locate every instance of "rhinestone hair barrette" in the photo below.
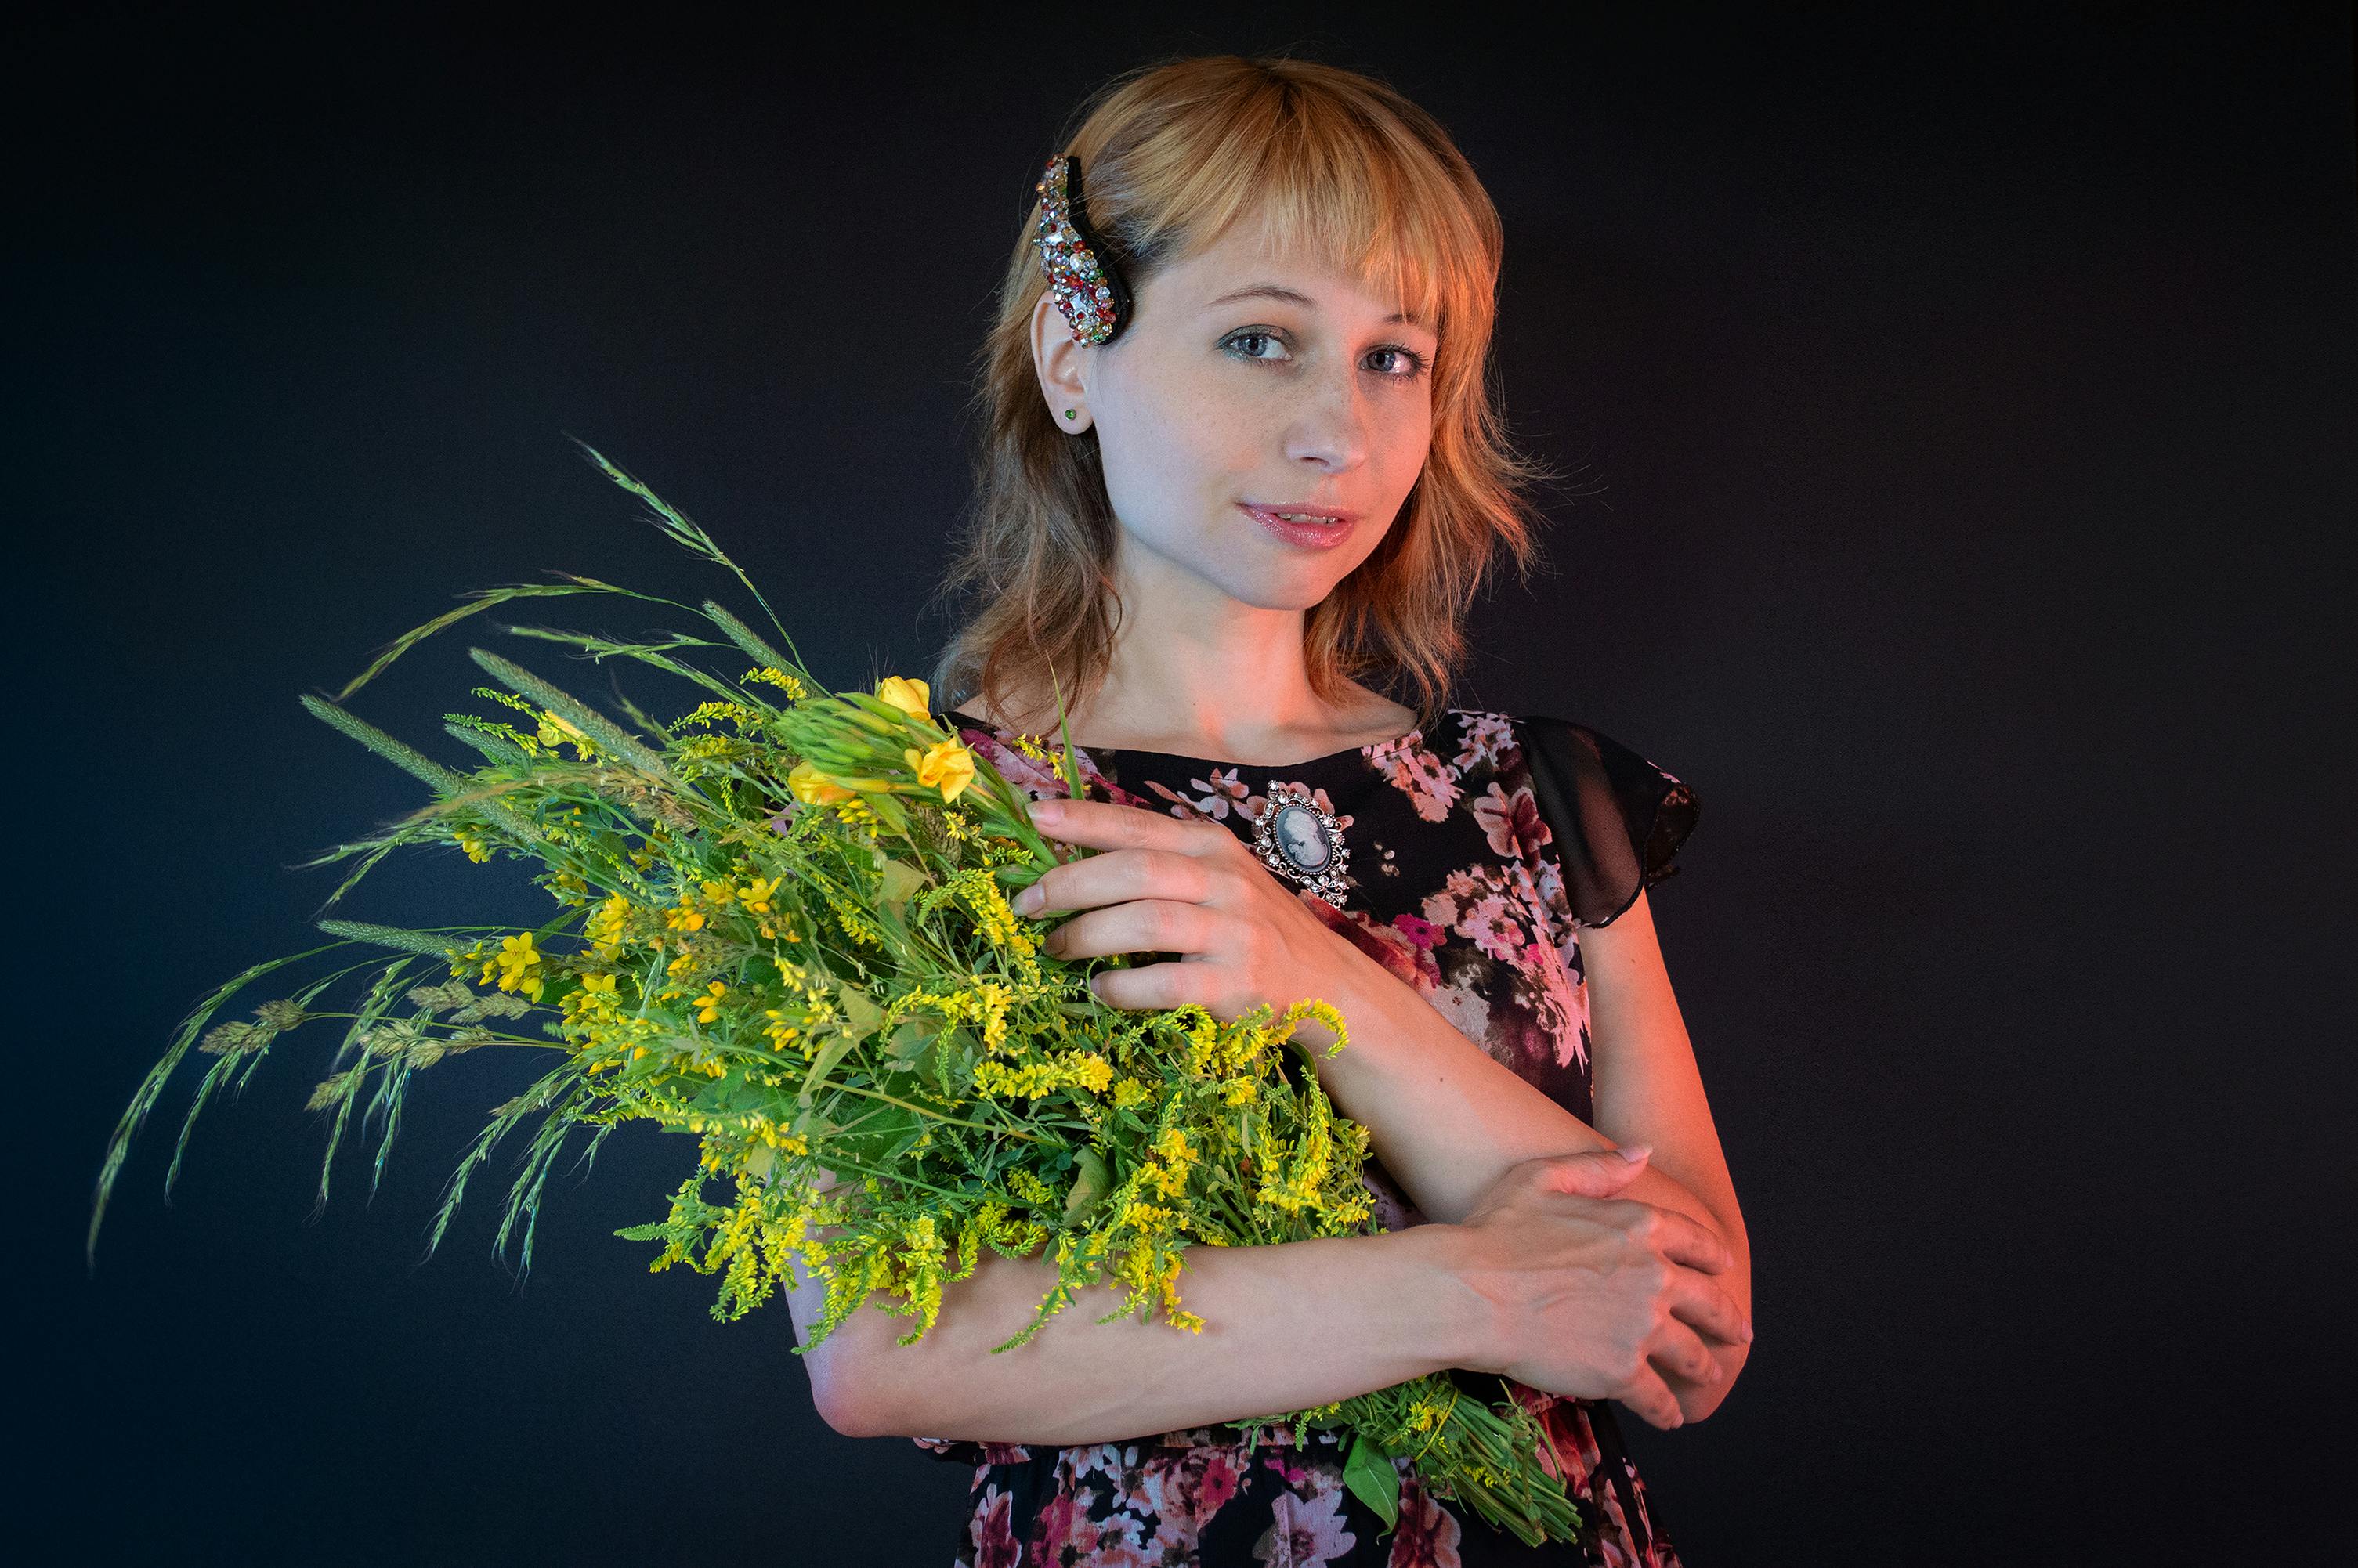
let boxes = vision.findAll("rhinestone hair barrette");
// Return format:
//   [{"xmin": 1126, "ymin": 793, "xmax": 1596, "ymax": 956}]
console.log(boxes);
[{"xmin": 1033, "ymin": 154, "xmax": 1132, "ymax": 347}]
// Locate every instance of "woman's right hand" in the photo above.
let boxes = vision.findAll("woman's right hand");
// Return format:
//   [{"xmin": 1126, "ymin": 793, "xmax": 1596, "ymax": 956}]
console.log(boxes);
[{"xmin": 1441, "ymin": 1146, "xmax": 1751, "ymax": 1430}]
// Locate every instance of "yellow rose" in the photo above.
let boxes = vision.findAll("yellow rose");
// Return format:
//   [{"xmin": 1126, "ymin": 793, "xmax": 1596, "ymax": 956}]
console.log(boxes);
[
  {"xmin": 874, "ymin": 675, "xmax": 931, "ymax": 719},
  {"xmin": 903, "ymin": 738, "xmax": 975, "ymax": 804}
]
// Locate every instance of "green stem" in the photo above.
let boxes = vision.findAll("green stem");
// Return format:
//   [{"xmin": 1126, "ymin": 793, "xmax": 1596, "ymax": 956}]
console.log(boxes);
[{"xmin": 815, "ymin": 1079, "xmax": 1048, "ymax": 1140}]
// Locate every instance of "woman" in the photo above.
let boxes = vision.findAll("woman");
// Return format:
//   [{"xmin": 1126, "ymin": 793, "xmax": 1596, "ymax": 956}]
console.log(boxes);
[{"xmin": 787, "ymin": 55, "xmax": 1751, "ymax": 1567}]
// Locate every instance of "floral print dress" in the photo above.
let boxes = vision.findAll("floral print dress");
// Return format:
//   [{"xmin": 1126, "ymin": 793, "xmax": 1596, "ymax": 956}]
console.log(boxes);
[{"xmin": 913, "ymin": 706, "xmax": 1700, "ymax": 1568}]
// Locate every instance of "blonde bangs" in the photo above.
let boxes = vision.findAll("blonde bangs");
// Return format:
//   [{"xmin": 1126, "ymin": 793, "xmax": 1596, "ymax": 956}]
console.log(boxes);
[{"xmin": 1076, "ymin": 63, "xmax": 1499, "ymax": 363}]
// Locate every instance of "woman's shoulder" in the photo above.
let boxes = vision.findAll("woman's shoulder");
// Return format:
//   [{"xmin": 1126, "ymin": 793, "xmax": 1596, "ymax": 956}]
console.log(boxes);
[{"xmin": 1500, "ymin": 712, "xmax": 1701, "ymax": 928}]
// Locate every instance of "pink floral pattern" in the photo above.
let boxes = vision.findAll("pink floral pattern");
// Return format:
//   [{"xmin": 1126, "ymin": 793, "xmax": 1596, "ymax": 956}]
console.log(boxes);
[{"xmin": 913, "ymin": 709, "xmax": 1690, "ymax": 1566}]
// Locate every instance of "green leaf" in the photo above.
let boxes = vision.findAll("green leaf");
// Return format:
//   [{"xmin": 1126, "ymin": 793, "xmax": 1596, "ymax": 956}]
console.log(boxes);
[
  {"xmin": 797, "ymin": 1028, "xmax": 858, "ymax": 1108},
  {"xmin": 685, "ymin": 1075, "xmax": 765, "ymax": 1118},
  {"xmin": 883, "ymin": 1017, "xmax": 939, "ymax": 1074},
  {"xmin": 1061, "ymin": 1146, "xmax": 1110, "ymax": 1225},
  {"xmin": 830, "ymin": 1105, "xmax": 920, "ymax": 1168},
  {"xmin": 865, "ymin": 792, "xmax": 911, "ymax": 836},
  {"xmin": 787, "ymin": 1104, "xmax": 839, "ymax": 1142},
  {"xmin": 836, "ymin": 987, "xmax": 884, "ymax": 1042},
  {"xmin": 877, "ymin": 857, "xmax": 928, "ymax": 913},
  {"xmin": 1343, "ymin": 1432, "xmax": 1402, "ymax": 1530}
]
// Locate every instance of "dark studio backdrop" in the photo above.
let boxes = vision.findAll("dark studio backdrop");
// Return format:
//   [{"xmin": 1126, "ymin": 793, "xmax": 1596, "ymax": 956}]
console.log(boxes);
[{"xmin": 9, "ymin": 5, "xmax": 2352, "ymax": 1563}]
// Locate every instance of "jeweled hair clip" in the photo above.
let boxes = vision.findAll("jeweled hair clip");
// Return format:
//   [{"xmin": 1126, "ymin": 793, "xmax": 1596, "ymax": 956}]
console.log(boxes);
[{"xmin": 1033, "ymin": 154, "xmax": 1132, "ymax": 347}]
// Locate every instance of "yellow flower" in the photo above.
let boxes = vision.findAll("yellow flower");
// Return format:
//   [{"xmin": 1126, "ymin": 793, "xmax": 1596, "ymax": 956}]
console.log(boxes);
[
  {"xmin": 586, "ymin": 894, "xmax": 631, "ymax": 952},
  {"xmin": 564, "ymin": 969, "xmax": 620, "ymax": 1022},
  {"xmin": 457, "ymin": 833, "xmax": 492, "ymax": 864},
  {"xmin": 787, "ymin": 760, "xmax": 855, "ymax": 805},
  {"xmin": 535, "ymin": 710, "xmax": 594, "ymax": 759},
  {"xmin": 873, "ymin": 675, "xmax": 931, "ymax": 718},
  {"xmin": 696, "ymin": 981, "xmax": 728, "ymax": 1024},
  {"xmin": 746, "ymin": 666, "xmax": 806, "ymax": 700},
  {"xmin": 739, "ymin": 876, "xmax": 783, "ymax": 915},
  {"xmin": 492, "ymin": 933, "xmax": 543, "ymax": 1002},
  {"xmin": 902, "ymin": 738, "xmax": 975, "ymax": 804}
]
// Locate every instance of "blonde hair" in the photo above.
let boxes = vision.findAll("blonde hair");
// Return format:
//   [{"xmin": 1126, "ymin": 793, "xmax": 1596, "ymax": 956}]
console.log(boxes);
[{"xmin": 928, "ymin": 54, "xmax": 1546, "ymax": 732}]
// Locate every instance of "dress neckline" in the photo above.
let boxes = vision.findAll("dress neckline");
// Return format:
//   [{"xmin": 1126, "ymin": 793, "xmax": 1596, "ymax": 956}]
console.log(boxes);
[{"xmin": 941, "ymin": 707, "xmax": 1429, "ymax": 772}]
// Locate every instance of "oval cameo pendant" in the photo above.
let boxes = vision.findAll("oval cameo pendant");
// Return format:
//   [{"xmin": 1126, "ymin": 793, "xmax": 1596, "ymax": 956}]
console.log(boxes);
[{"xmin": 1251, "ymin": 785, "xmax": 1351, "ymax": 909}]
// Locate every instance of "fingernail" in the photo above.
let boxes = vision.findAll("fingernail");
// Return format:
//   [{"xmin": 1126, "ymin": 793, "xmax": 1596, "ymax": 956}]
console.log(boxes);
[
  {"xmin": 1014, "ymin": 884, "xmax": 1043, "ymax": 915},
  {"xmin": 1029, "ymin": 798, "xmax": 1061, "ymax": 823},
  {"xmin": 1617, "ymin": 1143, "xmax": 1651, "ymax": 1163}
]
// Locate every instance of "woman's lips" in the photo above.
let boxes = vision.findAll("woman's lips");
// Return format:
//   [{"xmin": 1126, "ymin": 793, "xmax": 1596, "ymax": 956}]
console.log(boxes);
[{"xmin": 1239, "ymin": 503, "xmax": 1358, "ymax": 550}]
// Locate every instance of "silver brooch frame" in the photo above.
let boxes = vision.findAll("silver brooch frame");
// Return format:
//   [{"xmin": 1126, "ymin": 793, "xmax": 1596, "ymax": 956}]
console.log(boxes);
[{"xmin": 1251, "ymin": 784, "xmax": 1351, "ymax": 909}]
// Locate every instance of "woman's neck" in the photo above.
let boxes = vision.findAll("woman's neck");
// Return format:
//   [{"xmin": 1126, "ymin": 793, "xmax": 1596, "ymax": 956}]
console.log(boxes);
[
  {"xmin": 957, "ymin": 541, "xmax": 1420, "ymax": 765},
  {"xmin": 960, "ymin": 665, "xmax": 1418, "ymax": 768}
]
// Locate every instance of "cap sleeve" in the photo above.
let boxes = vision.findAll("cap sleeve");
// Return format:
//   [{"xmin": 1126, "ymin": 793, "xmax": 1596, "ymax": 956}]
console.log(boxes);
[{"xmin": 1514, "ymin": 715, "xmax": 1700, "ymax": 929}]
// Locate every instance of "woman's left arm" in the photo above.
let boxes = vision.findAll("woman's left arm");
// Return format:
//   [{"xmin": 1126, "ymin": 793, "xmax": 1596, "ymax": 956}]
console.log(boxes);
[
  {"xmin": 1575, "ymin": 889, "xmax": 1751, "ymax": 1417},
  {"xmin": 1018, "ymin": 798, "xmax": 1750, "ymax": 1418},
  {"xmin": 1304, "ymin": 887, "xmax": 1752, "ymax": 1421}
]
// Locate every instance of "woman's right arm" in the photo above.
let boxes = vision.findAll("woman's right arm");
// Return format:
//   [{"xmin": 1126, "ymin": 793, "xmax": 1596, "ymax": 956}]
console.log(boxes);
[
  {"xmin": 790, "ymin": 1146, "xmax": 1741, "ymax": 1441},
  {"xmin": 792, "ymin": 1200, "xmax": 1486, "ymax": 1443}
]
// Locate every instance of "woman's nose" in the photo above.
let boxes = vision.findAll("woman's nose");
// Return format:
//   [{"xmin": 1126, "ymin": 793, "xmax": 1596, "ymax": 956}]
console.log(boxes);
[{"xmin": 1282, "ymin": 373, "xmax": 1370, "ymax": 473}]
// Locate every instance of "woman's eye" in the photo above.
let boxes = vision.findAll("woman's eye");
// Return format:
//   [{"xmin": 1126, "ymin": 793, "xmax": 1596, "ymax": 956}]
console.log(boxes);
[
  {"xmin": 1224, "ymin": 330, "xmax": 1289, "ymax": 361},
  {"xmin": 1365, "ymin": 345, "xmax": 1428, "ymax": 378}
]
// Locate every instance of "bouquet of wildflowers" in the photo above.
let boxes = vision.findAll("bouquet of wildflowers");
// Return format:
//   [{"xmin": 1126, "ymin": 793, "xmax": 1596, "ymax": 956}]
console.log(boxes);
[{"xmin": 89, "ymin": 446, "xmax": 1582, "ymax": 1545}]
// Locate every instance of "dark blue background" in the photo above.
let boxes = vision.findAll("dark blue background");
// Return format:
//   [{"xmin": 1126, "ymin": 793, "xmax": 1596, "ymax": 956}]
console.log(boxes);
[{"xmin": 11, "ymin": 5, "xmax": 2353, "ymax": 1563}]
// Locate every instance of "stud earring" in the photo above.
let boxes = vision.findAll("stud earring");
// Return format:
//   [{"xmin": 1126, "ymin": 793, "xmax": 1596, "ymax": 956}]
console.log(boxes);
[{"xmin": 1062, "ymin": 408, "xmax": 1078, "ymax": 421}]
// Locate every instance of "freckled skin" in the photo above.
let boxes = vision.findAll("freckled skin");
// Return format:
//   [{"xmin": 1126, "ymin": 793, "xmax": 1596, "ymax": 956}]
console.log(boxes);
[{"xmin": 1072, "ymin": 228, "xmax": 1434, "ymax": 615}]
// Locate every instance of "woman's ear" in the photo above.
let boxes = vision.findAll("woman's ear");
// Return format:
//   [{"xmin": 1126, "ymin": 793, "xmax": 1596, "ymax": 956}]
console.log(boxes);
[{"xmin": 1029, "ymin": 291, "xmax": 1094, "ymax": 434}]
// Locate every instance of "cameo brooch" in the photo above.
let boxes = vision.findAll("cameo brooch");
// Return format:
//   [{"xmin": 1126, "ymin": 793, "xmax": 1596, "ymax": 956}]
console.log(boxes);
[{"xmin": 1251, "ymin": 785, "xmax": 1351, "ymax": 909}]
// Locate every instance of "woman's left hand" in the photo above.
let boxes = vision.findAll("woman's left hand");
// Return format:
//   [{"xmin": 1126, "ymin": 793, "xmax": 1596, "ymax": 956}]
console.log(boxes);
[{"xmin": 1012, "ymin": 797, "xmax": 1372, "ymax": 1028}]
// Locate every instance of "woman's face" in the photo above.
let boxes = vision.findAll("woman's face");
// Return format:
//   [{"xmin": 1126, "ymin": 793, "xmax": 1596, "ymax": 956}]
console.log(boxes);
[{"xmin": 1038, "ymin": 222, "xmax": 1438, "ymax": 612}]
